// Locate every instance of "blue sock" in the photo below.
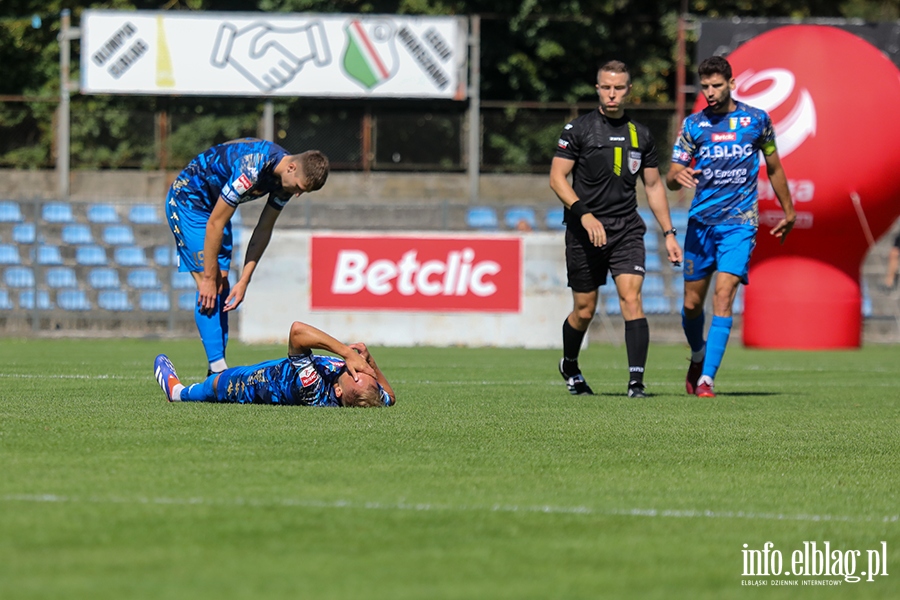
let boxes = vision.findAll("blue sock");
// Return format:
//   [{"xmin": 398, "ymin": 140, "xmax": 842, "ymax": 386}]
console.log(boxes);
[
  {"xmin": 194, "ymin": 291, "xmax": 225, "ymax": 364},
  {"xmin": 180, "ymin": 374, "xmax": 217, "ymax": 402},
  {"xmin": 682, "ymin": 309, "xmax": 706, "ymax": 353},
  {"xmin": 702, "ymin": 316, "xmax": 733, "ymax": 380},
  {"xmin": 219, "ymin": 290, "xmax": 229, "ymax": 354}
]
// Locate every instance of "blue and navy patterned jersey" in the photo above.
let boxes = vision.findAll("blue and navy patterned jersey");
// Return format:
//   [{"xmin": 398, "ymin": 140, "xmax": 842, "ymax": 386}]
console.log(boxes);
[
  {"xmin": 170, "ymin": 138, "xmax": 293, "ymax": 215},
  {"xmin": 215, "ymin": 352, "xmax": 392, "ymax": 407},
  {"xmin": 671, "ymin": 101, "xmax": 777, "ymax": 226}
]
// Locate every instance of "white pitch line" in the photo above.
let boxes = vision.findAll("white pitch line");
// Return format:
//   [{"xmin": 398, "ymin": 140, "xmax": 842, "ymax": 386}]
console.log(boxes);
[{"xmin": 1, "ymin": 493, "xmax": 897, "ymax": 524}]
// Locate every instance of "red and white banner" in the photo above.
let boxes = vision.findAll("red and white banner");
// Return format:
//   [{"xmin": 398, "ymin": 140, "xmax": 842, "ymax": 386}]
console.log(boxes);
[{"xmin": 310, "ymin": 235, "xmax": 522, "ymax": 312}]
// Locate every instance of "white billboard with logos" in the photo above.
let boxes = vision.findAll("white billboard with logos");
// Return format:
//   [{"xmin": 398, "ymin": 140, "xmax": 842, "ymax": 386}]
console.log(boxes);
[{"xmin": 81, "ymin": 10, "xmax": 468, "ymax": 99}]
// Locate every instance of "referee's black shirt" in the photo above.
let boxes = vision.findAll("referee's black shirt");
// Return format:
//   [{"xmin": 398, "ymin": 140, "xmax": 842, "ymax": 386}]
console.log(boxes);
[{"xmin": 554, "ymin": 110, "xmax": 658, "ymax": 224}]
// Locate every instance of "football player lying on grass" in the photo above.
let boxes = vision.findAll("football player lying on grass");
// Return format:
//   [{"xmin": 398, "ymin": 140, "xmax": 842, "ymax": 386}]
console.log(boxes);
[{"xmin": 154, "ymin": 321, "xmax": 395, "ymax": 408}]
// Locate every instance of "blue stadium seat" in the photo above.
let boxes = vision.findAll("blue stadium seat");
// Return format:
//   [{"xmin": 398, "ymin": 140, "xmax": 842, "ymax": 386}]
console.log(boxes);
[
  {"xmin": 638, "ymin": 208, "xmax": 653, "ymax": 225},
  {"xmin": 604, "ymin": 295, "xmax": 622, "ymax": 315},
  {"xmin": 88, "ymin": 267, "xmax": 120, "ymax": 290},
  {"xmin": 154, "ymin": 246, "xmax": 175, "ymax": 266},
  {"xmin": 18, "ymin": 290, "xmax": 52, "ymax": 310},
  {"xmin": 12, "ymin": 223, "xmax": 36, "ymax": 244},
  {"xmin": 0, "ymin": 244, "xmax": 21, "ymax": 265},
  {"xmin": 0, "ymin": 201, "xmax": 23, "ymax": 223},
  {"xmin": 76, "ymin": 245, "xmax": 108, "ymax": 266},
  {"xmin": 504, "ymin": 206, "xmax": 537, "ymax": 231},
  {"xmin": 42, "ymin": 202, "xmax": 75, "ymax": 223},
  {"xmin": 645, "ymin": 253, "xmax": 662, "ymax": 272},
  {"xmin": 545, "ymin": 207, "xmax": 566, "ymax": 231},
  {"xmin": 62, "ymin": 224, "xmax": 94, "ymax": 245},
  {"xmin": 87, "ymin": 204, "xmax": 119, "ymax": 224},
  {"xmin": 57, "ymin": 290, "xmax": 91, "ymax": 311},
  {"xmin": 35, "ymin": 245, "xmax": 63, "ymax": 265},
  {"xmin": 140, "ymin": 291, "xmax": 170, "ymax": 312},
  {"xmin": 0, "ymin": 289, "xmax": 12, "ymax": 310},
  {"xmin": 643, "ymin": 274, "xmax": 665, "ymax": 295},
  {"xmin": 670, "ymin": 208, "xmax": 689, "ymax": 230},
  {"xmin": 171, "ymin": 271, "xmax": 195, "ymax": 290},
  {"xmin": 645, "ymin": 296, "xmax": 672, "ymax": 315},
  {"xmin": 178, "ymin": 291, "xmax": 196, "ymax": 311},
  {"xmin": 5, "ymin": 266, "xmax": 34, "ymax": 288},
  {"xmin": 46, "ymin": 267, "xmax": 78, "ymax": 289},
  {"xmin": 103, "ymin": 225, "xmax": 135, "ymax": 246},
  {"xmin": 114, "ymin": 246, "xmax": 147, "ymax": 267},
  {"xmin": 644, "ymin": 230, "xmax": 659, "ymax": 251},
  {"xmin": 129, "ymin": 204, "xmax": 161, "ymax": 224},
  {"xmin": 127, "ymin": 268, "xmax": 161, "ymax": 290},
  {"xmin": 98, "ymin": 290, "xmax": 133, "ymax": 311},
  {"xmin": 466, "ymin": 206, "xmax": 498, "ymax": 229}
]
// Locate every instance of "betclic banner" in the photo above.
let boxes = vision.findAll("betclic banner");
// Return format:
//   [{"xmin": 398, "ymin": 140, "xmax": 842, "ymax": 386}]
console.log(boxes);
[{"xmin": 81, "ymin": 10, "xmax": 468, "ymax": 99}]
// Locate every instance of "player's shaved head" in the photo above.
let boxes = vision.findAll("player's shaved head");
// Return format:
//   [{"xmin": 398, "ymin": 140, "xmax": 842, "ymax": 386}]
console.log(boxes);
[
  {"xmin": 598, "ymin": 60, "xmax": 631, "ymax": 85},
  {"xmin": 698, "ymin": 56, "xmax": 733, "ymax": 81},
  {"xmin": 292, "ymin": 150, "xmax": 329, "ymax": 192}
]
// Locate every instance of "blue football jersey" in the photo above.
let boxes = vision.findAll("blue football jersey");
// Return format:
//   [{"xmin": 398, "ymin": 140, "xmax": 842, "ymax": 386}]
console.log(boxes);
[
  {"xmin": 170, "ymin": 138, "xmax": 293, "ymax": 214},
  {"xmin": 216, "ymin": 352, "xmax": 392, "ymax": 407},
  {"xmin": 671, "ymin": 101, "xmax": 777, "ymax": 226}
]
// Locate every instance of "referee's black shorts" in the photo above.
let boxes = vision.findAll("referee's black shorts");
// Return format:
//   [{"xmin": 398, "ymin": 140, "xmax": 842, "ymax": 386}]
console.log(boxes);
[{"xmin": 566, "ymin": 210, "xmax": 647, "ymax": 293}]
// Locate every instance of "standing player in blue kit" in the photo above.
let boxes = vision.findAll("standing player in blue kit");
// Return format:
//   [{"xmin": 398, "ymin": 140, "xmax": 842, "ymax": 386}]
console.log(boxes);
[
  {"xmin": 166, "ymin": 138, "xmax": 329, "ymax": 376},
  {"xmin": 667, "ymin": 56, "xmax": 796, "ymax": 397}
]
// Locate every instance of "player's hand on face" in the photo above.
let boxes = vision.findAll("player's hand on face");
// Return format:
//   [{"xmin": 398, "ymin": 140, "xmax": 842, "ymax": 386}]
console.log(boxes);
[
  {"xmin": 581, "ymin": 213, "xmax": 607, "ymax": 247},
  {"xmin": 348, "ymin": 342, "xmax": 372, "ymax": 364},
  {"xmin": 223, "ymin": 280, "xmax": 247, "ymax": 312},
  {"xmin": 198, "ymin": 276, "xmax": 219, "ymax": 315},
  {"xmin": 665, "ymin": 236, "xmax": 683, "ymax": 266},
  {"xmin": 344, "ymin": 351, "xmax": 375, "ymax": 381},
  {"xmin": 675, "ymin": 167, "xmax": 700, "ymax": 189}
]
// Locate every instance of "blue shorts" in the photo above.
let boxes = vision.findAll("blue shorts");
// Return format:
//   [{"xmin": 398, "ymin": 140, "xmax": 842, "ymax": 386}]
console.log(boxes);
[
  {"xmin": 165, "ymin": 188, "xmax": 233, "ymax": 273},
  {"xmin": 683, "ymin": 219, "xmax": 756, "ymax": 284}
]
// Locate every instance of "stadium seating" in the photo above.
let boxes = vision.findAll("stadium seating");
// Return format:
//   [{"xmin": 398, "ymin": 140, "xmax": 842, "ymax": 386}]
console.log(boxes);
[
  {"xmin": 75, "ymin": 245, "xmax": 108, "ymax": 266},
  {"xmin": 18, "ymin": 290, "xmax": 52, "ymax": 310},
  {"xmin": 643, "ymin": 296, "xmax": 671, "ymax": 315},
  {"xmin": 113, "ymin": 246, "xmax": 147, "ymax": 267},
  {"xmin": 504, "ymin": 206, "xmax": 537, "ymax": 231},
  {"xmin": 0, "ymin": 244, "xmax": 21, "ymax": 265},
  {"xmin": 98, "ymin": 290, "xmax": 133, "ymax": 311},
  {"xmin": 0, "ymin": 289, "xmax": 12, "ymax": 309},
  {"xmin": 12, "ymin": 223, "xmax": 36, "ymax": 244},
  {"xmin": 5, "ymin": 266, "xmax": 34, "ymax": 288},
  {"xmin": 57, "ymin": 290, "xmax": 91, "ymax": 311},
  {"xmin": 61, "ymin": 224, "xmax": 94, "ymax": 245},
  {"xmin": 545, "ymin": 207, "xmax": 566, "ymax": 231},
  {"xmin": 140, "ymin": 291, "xmax": 170, "ymax": 312},
  {"xmin": 86, "ymin": 204, "xmax": 119, "ymax": 224},
  {"xmin": 35, "ymin": 245, "xmax": 63, "ymax": 265},
  {"xmin": 171, "ymin": 271, "xmax": 195, "ymax": 289},
  {"xmin": 103, "ymin": 225, "xmax": 135, "ymax": 246},
  {"xmin": 645, "ymin": 253, "xmax": 662, "ymax": 272},
  {"xmin": 466, "ymin": 206, "xmax": 498, "ymax": 229},
  {"xmin": 0, "ymin": 201, "xmax": 23, "ymax": 223},
  {"xmin": 153, "ymin": 246, "xmax": 175, "ymax": 267},
  {"xmin": 644, "ymin": 230, "xmax": 659, "ymax": 251},
  {"xmin": 42, "ymin": 202, "xmax": 75, "ymax": 223},
  {"xmin": 643, "ymin": 274, "xmax": 665, "ymax": 295},
  {"xmin": 46, "ymin": 267, "xmax": 78, "ymax": 289},
  {"xmin": 88, "ymin": 268, "xmax": 121, "ymax": 290},
  {"xmin": 127, "ymin": 268, "xmax": 161, "ymax": 290},
  {"xmin": 178, "ymin": 292, "xmax": 196, "ymax": 311},
  {"xmin": 604, "ymin": 295, "xmax": 622, "ymax": 315},
  {"xmin": 129, "ymin": 204, "xmax": 162, "ymax": 224}
]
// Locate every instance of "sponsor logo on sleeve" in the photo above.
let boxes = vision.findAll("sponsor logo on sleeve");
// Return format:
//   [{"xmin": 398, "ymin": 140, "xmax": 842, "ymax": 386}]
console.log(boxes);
[
  {"xmin": 564, "ymin": 123, "xmax": 574, "ymax": 130},
  {"xmin": 233, "ymin": 174, "xmax": 253, "ymax": 195},
  {"xmin": 557, "ymin": 139, "xmax": 569, "ymax": 148},
  {"xmin": 299, "ymin": 365, "xmax": 319, "ymax": 387}
]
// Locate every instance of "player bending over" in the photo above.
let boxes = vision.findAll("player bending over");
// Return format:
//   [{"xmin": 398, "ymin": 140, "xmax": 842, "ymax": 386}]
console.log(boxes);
[{"xmin": 154, "ymin": 321, "xmax": 395, "ymax": 408}]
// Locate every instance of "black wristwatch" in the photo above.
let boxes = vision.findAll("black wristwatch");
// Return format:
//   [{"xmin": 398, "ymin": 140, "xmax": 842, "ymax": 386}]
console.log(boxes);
[{"xmin": 664, "ymin": 228, "xmax": 677, "ymax": 237}]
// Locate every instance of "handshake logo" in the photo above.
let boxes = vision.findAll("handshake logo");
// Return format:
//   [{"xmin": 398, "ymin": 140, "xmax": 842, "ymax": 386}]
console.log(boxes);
[{"xmin": 211, "ymin": 20, "xmax": 332, "ymax": 92}]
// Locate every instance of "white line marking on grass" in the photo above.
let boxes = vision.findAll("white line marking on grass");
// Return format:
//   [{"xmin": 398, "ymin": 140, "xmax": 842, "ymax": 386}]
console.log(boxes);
[
  {"xmin": 3, "ymin": 494, "xmax": 897, "ymax": 524},
  {"xmin": 0, "ymin": 373, "xmax": 139, "ymax": 380}
]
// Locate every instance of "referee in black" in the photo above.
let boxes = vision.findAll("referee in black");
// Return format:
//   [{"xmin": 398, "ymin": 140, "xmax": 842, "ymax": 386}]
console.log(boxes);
[{"xmin": 551, "ymin": 60, "xmax": 683, "ymax": 398}]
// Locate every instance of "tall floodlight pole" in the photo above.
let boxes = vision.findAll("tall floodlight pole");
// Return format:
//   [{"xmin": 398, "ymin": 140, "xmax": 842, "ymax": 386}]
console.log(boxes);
[
  {"xmin": 674, "ymin": 0, "xmax": 688, "ymax": 205},
  {"xmin": 58, "ymin": 10, "xmax": 71, "ymax": 199},
  {"xmin": 467, "ymin": 15, "xmax": 481, "ymax": 204}
]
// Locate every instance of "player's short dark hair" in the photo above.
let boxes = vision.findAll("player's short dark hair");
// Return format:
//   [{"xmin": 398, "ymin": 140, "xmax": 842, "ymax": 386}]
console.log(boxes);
[
  {"xmin": 597, "ymin": 60, "xmax": 630, "ymax": 84},
  {"xmin": 294, "ymin": 150, "xmax": 329, "ymax": 192},
  {"xmin": 698, "ymin": 56, "xmax": 733, "ymax": 80}
]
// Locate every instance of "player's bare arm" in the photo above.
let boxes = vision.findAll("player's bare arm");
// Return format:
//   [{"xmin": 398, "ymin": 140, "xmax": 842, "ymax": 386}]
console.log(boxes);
[
  {"xmin": 224, "ymin": 202, "xmax": 281, "ymax": 312},
  {"xmin": 764, "ymin": 151, "xmax": 796, "ymax": 244},
  {"xmin": 666, "ymin": 162, "xmax": 699, "ymax": 191},
  {"xmin": 288, "ymin": 321, "xmax": 375, "ymax": 381},
  {"xmin": 550, "ymin": 156, "xmax": 607, "ymax": 247},
  {"xmin": 199, "ymin": 197, "xmax": 237, "ymax": 314},
  {"xmin": 348, "ymin": 342, "xmax": 396, "ymax": 405},
  {"xmin": 642, "ymin": 167, "xmax": 683, "ymax": 265}
]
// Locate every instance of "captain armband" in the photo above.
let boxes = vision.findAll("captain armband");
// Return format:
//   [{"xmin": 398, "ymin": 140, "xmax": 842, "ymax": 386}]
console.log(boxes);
[
  {"xmin": 761, "ymin": 141, "xmax": 777, "ymax": 156},
  {"xmin": 568, "ymin": 201, "xmax": 590, "ymax": 219}
]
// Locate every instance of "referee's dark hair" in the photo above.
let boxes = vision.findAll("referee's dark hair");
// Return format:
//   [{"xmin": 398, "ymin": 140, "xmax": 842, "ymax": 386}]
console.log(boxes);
[
  {"xmin": 597, "ymin": 60, "xmax": 630, "ymax": 84},
  {"xmin": 698, "ymin": 56, "xmax": 733, "ymax": 81}
]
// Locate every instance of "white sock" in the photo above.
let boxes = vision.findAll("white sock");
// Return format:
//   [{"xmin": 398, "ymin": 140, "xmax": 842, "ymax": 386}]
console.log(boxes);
[
  {"xmin": 171, "ymin": 383, "xmax": 184, "ymax": 401},
  {"xmin": 691, "ymin": 345, "xmax": 706, "ymax": 363},
  {"xmin": 698, "ymin": 375, "xmax": 713, "ymax": 387},
  {"xmin": 209, "ymin": 359, "xmax": 228, "ymax": 373}
]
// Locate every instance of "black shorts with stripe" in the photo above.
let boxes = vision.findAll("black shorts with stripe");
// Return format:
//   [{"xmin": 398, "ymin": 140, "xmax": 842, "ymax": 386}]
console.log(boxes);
[{"xmin": 566, "ymin": 210, "xmax": 647, "ymax": 293}]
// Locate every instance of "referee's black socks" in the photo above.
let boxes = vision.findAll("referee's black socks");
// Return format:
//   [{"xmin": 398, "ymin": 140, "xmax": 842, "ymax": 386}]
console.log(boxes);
[
  {"xmin": 624, "ymin": 317, "xmax": 649, "ymax": 384},
  {"xmin": 562, "ymin": 318, "xmax": 587, "ymax": 375}
]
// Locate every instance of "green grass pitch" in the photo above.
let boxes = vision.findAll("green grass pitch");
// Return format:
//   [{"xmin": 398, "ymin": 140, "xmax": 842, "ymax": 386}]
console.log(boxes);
[{"xmin": 0, "ymin": 337, "xmax": 898, "ymax": 599}]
